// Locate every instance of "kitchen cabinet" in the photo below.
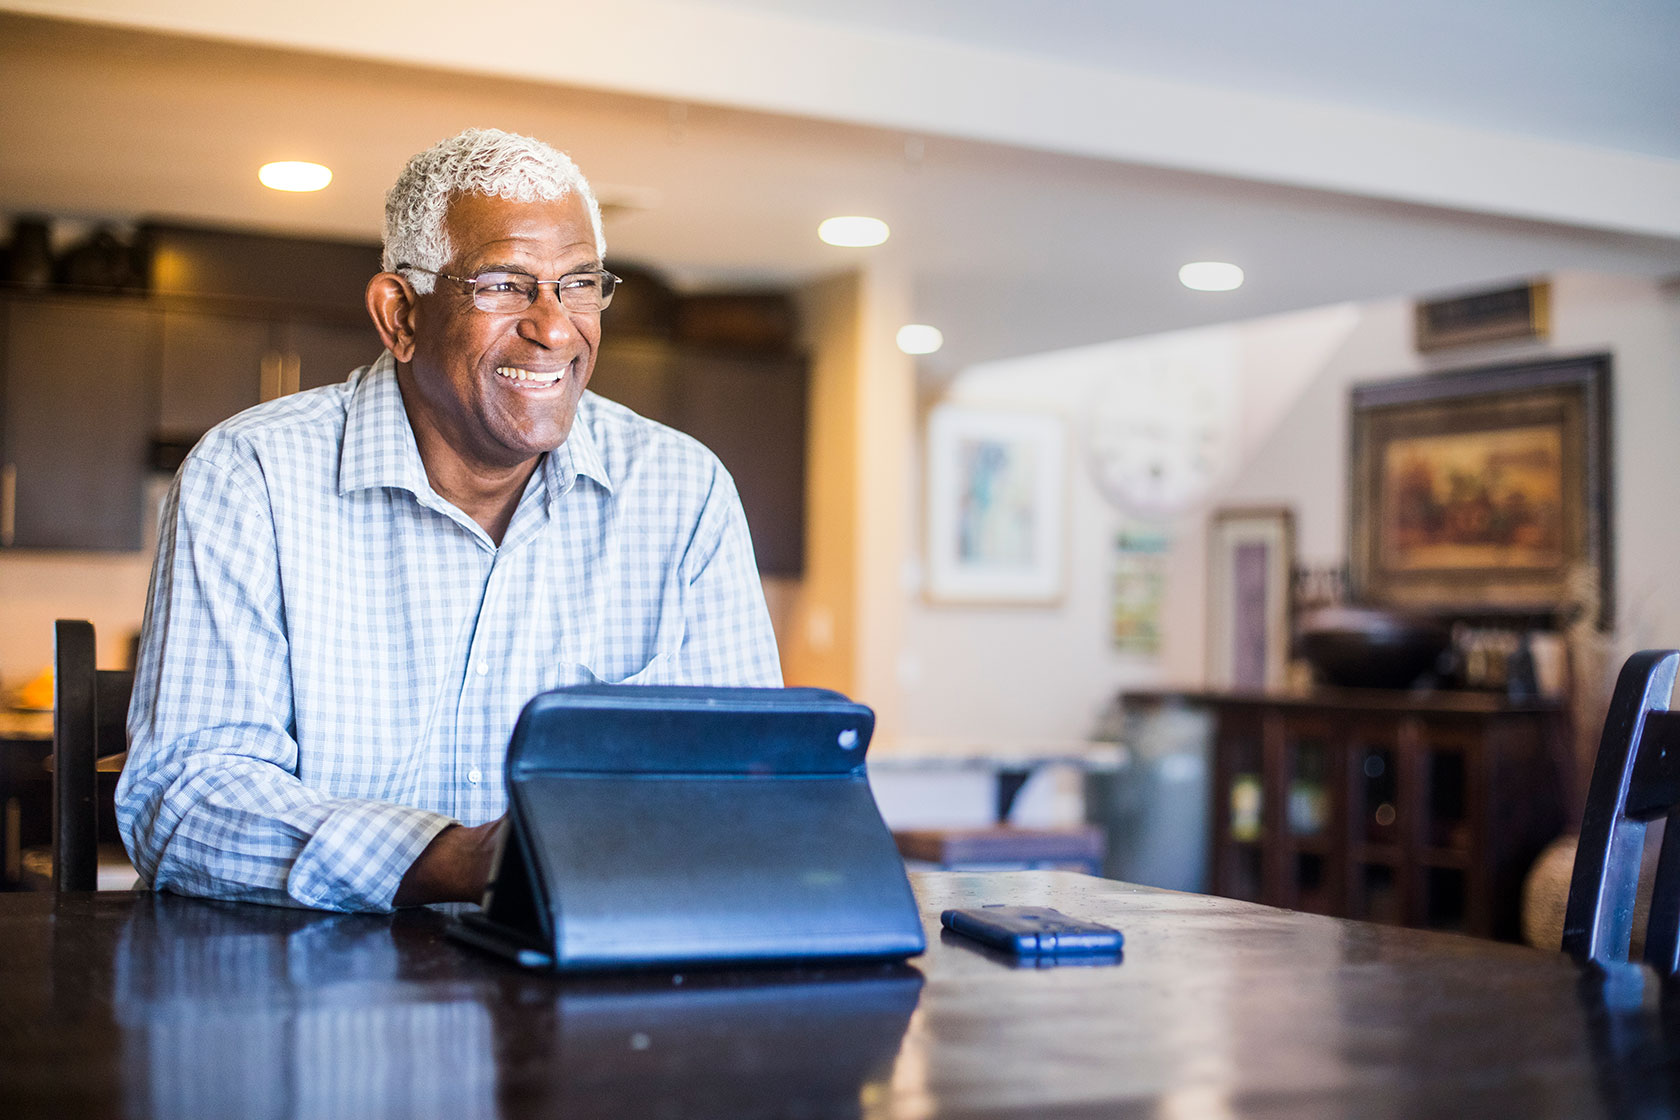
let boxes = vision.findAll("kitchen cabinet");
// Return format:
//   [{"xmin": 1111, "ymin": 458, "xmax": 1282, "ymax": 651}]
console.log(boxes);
[
  {"xmin": 1, "ymin": 294, "xmax": 379, "ymax": 551},
  {"xmin": 591, "ymin": 337, "xmax": 806, "ymax": 575},
  {"xmin": 283, "ymin": 319, "xmax": 383, "ymax": 392},
  {"xmin": 2, "ymin": 222, "xmax": 801, "ymax": 559},
  {"xmin": 157, "ymin": 309, "xmax": 269, "ymax": 436},
  {"xmin": 1, "ymin": 296, "xmax": 155, "ymax": 550},
  {"xmin": 157, "ymin": 308, "xmax": 381, "ymax": 439}
]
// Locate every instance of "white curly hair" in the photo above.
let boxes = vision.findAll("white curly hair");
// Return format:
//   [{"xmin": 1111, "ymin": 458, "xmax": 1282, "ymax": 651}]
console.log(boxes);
[{"xmin": 382, "ymin": 127, "xmax": 606, "ymax": 293}]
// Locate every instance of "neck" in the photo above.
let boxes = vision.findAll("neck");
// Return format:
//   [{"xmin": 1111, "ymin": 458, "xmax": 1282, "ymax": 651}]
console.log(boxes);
[
  {"xmin": 417, "ymin": 448, "xmax": 537, "ymax": 545},
  {"xmin": 396, "ymin": 377, "xmax": 540, "ymax": 546}
]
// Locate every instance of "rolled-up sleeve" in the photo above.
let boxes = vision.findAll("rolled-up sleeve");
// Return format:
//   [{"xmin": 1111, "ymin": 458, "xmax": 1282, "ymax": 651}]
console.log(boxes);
[{"xmin": 117, "ymin": 453, "xmax": 452, "ymax": 912}]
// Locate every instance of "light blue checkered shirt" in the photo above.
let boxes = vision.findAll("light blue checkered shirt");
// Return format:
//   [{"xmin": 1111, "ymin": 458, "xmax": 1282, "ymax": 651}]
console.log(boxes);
[{"xmin": 118, "ymin": 352, "xmax": 782, "ymax": 912}]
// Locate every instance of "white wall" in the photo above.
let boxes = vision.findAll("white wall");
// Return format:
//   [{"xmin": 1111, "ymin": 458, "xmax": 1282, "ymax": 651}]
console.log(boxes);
[{"xmin": 899, "ymin": 271, "xmax": 1680, "ymax": 747}]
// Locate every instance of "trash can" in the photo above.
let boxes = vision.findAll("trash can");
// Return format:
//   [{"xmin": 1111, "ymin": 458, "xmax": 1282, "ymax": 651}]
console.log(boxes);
[{"xmin": 1085, "ymin": 698, "xmax": 1212, "ymax": 891}]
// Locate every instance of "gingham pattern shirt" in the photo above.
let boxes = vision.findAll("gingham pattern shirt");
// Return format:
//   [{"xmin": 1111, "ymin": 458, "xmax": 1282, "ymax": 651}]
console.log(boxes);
[{"xmin": 118, "ymin": 352, "xmax": 782, "ymax": 912}]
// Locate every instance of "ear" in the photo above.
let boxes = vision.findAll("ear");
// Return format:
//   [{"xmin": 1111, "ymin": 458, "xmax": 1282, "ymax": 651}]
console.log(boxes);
[{"xmin": 366, "ymin": 272, "xmax": 418, "ymax": 362}]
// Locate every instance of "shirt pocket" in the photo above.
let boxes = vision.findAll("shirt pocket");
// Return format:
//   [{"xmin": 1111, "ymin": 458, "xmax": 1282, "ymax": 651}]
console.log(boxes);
[
  {"xmin": 551, "ymin": 584, "xmax": 687, "ymax": 686},
  {"xmin": 557, "ymin": 621, "xmax": 686, "ymax": 686},
  {"xmin": 571, "ymin": 648, "xmax": 681, "ymax": 686}
]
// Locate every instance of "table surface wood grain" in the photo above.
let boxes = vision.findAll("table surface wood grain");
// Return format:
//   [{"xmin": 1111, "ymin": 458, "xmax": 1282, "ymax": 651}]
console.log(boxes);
[{"xmin": 0, "ymin": 871, "xmax": 1671, "ymax": 1119}]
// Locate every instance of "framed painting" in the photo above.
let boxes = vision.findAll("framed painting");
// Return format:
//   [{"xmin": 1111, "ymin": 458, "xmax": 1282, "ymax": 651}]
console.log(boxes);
[
  {"xmin": 1349, "ymin": 354, "xmax": 1611, "ymax": 624},
  {"xmin": 1206, "ymin": 507, "xmax": 1295, "ymax": 690},
  {"xmin": 924, "ymin": 405, "xmax": 1066, "ymax": 604}
]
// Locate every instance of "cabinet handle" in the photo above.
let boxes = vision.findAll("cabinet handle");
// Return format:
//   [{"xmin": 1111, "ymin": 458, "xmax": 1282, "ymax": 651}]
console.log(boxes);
[
  {"xmin": 282, "ymin": 352, "xmax": 301, "ymax": 397},
  {"xmin": 259, "ymin": 351, "xmax": 283, "ymax": 402},
  {"xmin": 1, "ymin": 463, "xmax": 15, "ymax": 547}
]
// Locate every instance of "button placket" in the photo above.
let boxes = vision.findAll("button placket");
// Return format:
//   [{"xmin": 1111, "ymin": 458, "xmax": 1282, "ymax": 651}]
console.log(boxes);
[{"xmin": 454, "ymin": 553, "xmax": 502, "ymax": 817}]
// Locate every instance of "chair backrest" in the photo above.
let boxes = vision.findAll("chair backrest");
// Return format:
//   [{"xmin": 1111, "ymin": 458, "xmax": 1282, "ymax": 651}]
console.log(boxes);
[
  {"xmin": 52, "ymin": 619, "xmax": 133, "ymax": 892},
  {"xmin": 1563, "ymin": 650, "xmax": 1680, "ymax": 971}
]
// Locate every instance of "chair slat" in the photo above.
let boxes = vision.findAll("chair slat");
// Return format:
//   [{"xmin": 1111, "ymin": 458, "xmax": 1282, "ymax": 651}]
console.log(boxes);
[
  {"xmin": 1625, "ymin": 712, "xmax": 1680, "ymax": 819},
  {"xmin": 52, "ymin": 620, "xmax": 99, "ymax": 893},
  {"xmin": 1563, "ymin": 650, "xmax": 1680, "ymax": 970}
]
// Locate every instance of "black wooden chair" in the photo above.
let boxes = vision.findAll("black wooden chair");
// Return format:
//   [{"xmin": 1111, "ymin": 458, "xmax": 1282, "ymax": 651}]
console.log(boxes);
[
  {"xmin": 50, "ymin": 619, "xmax": 133, "ymax": 892},
  {"xmin": 1564, "ymin": 649, "xmax": 1680, "ymax": 971}
]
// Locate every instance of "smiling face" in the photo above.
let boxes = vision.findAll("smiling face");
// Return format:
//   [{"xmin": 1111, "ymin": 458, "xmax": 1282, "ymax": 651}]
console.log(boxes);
[{"xmin": 396, "ymin": 191, "xmax": 602, "ymax": 481}]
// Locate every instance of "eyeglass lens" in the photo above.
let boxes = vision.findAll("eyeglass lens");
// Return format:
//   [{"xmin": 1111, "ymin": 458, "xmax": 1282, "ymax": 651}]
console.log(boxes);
[{"xmin": 469, "ymin": 270, "xmax": 616, "ymax": 313}]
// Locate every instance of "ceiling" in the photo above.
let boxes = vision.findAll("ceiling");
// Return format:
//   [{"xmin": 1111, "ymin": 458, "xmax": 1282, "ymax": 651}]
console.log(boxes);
[
  {"xmin": 1, "ymin": 3, "xmax": 1677, "ymax": 378},
  {"xmin": 712, "ymin": 0, "xmax": 1680, "ymax": 160}
]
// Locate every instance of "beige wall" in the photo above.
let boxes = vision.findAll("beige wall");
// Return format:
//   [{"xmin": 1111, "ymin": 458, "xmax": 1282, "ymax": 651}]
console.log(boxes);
[
  {"xmin": 0, "ymin": 551, "xmax": 155, "ymax": 684},
  {"xmin": 780, "ymin": 272, "xmax": 862, "ymax": 694},
  {"xmin": 782, "ymin": 266, "xmax": 916, "ymax": 745}
]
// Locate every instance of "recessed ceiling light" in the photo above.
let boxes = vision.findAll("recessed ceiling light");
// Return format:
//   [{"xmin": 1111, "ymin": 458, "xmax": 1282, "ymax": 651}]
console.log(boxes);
[
  {"xmin": 818, "ymin": 216, "xmax": 890, "ymax": 247},
  {"xmin": 1179, "ymin": 261, "xmax": 1244, "ymax": 291},
  {"xmin": 259, "ymin": 161, "xmax": 333, "ymax": 192},
  {"xmin": 896, "ymin": 324, "xmax": 944, "ymax": 355}
]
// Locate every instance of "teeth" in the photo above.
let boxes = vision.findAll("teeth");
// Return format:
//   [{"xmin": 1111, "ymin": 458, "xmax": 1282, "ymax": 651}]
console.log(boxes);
[{"xmin": 495, "ymin": 363, "xmax": 566, "ymax": 385}]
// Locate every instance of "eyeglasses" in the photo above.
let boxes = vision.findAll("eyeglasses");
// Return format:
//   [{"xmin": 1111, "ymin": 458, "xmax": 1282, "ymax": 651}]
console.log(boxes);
[{"xmin": 400, "ymin": 265, "xmax": 622, "ymax": 314}]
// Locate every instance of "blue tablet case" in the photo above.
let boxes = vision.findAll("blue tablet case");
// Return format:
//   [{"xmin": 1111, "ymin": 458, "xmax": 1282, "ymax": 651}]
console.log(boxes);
[{"xmin": 451, "ymin": 685, "xmax": 926, "ymax": 971}]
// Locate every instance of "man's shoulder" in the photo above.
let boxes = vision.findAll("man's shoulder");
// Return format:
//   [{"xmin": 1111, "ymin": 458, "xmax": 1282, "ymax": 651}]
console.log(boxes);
[{"xmin": 189, "ymin": 377, "xmax": 357, "ymax": 472}]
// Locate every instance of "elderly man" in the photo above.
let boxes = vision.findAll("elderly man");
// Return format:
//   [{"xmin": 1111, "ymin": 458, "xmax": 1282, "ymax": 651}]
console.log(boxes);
[{"xmin": 118, "ymin": 129, "xmax": 782, "ymax": 911}]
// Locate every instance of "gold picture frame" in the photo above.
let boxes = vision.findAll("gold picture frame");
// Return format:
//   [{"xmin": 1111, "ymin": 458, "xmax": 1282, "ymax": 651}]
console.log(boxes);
[{"xmin": 1349, "ymin": 354, "xmax": 1611, "ymax": 624}]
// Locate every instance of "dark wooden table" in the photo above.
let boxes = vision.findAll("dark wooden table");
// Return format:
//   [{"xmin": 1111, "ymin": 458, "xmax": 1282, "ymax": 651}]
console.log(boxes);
[{"xmin": 1, "ymin": 871, "xmax": 1674, "ymax": 1118}]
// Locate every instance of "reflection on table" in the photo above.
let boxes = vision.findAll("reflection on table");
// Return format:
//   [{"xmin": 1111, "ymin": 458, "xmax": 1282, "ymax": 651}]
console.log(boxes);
[{"xmin": 3, "ymin": 872, "xmax": 1679, "ymax": 1118}]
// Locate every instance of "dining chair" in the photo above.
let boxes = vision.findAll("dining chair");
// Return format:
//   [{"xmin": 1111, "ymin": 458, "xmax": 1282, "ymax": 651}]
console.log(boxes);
[
  {"xmin": 51, "ymin": 619, "xmax": 133, "ymax": 892},
  {"xmin": 1563, "ymin": 649, "xmax": 1680, "ymax": 972}
]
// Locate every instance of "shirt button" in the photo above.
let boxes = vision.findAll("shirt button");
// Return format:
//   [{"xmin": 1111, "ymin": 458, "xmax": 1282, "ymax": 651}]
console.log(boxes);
[
  {"xmin": 475, "ymin": 662, "xmax": 489, "ymax": 677},
  {"xmin": 468, "ymin": 768, "xmax": 483, "ymax": 785}
]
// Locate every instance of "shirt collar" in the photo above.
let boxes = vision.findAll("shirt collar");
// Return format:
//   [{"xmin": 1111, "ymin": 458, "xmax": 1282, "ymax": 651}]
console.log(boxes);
[
  {"xmin": 339, "ymin": 352, "xmax": 430, "ymax": 497},
  {"xmin": 339, "ymin": 352, "xmax": 616, "ymax": 501},
  {"xmin": 553, "ymin": 396, "xmax": 615, "ymax": 502}
]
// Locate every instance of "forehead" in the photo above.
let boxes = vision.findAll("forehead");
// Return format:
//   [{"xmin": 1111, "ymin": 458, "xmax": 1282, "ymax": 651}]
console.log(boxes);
[{"xmin": 442, "ymin": 192, "xmax": 596, "ymax": 266}]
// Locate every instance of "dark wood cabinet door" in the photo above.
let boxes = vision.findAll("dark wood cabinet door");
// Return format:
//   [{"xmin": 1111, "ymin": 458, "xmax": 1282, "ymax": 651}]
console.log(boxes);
[
  {"xmin": 589, "ymin": 338, "xmax": 680, "ymax": 424},
  {"xmin": 1176, "ymin": 689, "xmax": 1570, "ymax": 940},
  {"xmin": 2, "ymin": 298, "xmax": 156, "ymax": 550},
  {"xmin": 157, "ymin": 309, "xmax": 269, "ymax": 436},
  {"xmin": 675, "ymin": 351, "xmax": 807, "ymax": 576},
  {"xmin": 282, "ymin": 319, "xmax": 382, "ymax": 392},
  {"xmin": 589, "ymin": 340, "xmax": 808, "ymax": 576}
]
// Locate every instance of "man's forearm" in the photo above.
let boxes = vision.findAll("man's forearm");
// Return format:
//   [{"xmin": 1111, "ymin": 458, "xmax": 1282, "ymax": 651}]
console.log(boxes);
[{"xmin": 394, "ymin": 818, "xmax": 505, "ymax": 905}]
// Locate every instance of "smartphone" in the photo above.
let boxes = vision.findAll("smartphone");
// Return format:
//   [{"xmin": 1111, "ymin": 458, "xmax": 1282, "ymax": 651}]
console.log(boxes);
[{"xmin": 940, "ymin": 905, "xmax": 1123, "ymax": 956}]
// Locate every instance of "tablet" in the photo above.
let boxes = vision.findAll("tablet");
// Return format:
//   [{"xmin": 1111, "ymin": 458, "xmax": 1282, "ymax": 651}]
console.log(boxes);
[{"xmin": 450, "ymin": 685, "xmax": 926, "ymax": 971}]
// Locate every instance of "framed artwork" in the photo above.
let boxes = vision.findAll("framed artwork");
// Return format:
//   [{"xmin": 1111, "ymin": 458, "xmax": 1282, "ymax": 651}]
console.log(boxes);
[
  {"xmin": 1206, "ymin": 507, "xmax": 1295, "ymax": 690},
  {"xmin": 925, "ymin": 405, "xmax": 1066, "ymax": 604},
  {"xmin": 1349, "ymin": 354, "xmax": 1611, "ymax": 624},
  {"xmin": 1111, "ymin": 527, "xmax": 1171, "ymax": 654}
]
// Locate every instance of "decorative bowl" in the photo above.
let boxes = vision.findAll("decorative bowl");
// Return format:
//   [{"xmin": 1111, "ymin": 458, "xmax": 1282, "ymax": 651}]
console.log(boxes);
[{"xmin": 1295, "ymin": 606, "xmax": 1452, "ymax": 690}]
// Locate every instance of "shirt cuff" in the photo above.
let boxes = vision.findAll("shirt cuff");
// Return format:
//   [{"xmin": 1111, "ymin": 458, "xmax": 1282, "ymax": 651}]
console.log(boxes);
[{"xmin": 286, "ymin": 800, "xmax": 456, "ymax": 912}]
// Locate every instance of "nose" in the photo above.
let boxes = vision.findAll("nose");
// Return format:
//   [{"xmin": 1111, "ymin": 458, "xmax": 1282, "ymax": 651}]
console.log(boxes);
[{"xmin": 517, "ymin": 285, "xmax": 582, "ymax": 349}]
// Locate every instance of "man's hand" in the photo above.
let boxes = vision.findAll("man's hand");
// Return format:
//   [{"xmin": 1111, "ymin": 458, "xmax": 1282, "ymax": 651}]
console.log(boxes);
[{"xmin": 394, "ymin": 816, "xmax": 506, "ymax": 906}]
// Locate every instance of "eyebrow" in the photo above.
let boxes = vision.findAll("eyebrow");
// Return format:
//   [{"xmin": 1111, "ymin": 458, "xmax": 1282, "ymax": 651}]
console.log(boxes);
[{"xmin": 472, "ymin": 260, "xmax": 605, "ymax": 276}]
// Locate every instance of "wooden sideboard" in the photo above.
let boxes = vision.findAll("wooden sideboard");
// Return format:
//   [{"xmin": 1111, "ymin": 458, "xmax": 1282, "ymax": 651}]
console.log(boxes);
[{"xmin": 1121, "ymin": 689, "xmax": 1574, "ymax": 940}]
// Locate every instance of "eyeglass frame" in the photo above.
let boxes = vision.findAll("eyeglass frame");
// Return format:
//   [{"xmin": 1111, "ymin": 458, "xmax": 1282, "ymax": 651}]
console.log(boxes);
[{"xmin": 397, "ymin": 264, "xmax": 623, "ymax": 314}]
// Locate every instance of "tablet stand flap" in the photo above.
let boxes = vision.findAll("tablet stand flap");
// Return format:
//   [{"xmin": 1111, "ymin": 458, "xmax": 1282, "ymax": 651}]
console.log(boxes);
[{"xmin": 488, "ymin": 685, "xmax": 925, "ymax": 970}]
